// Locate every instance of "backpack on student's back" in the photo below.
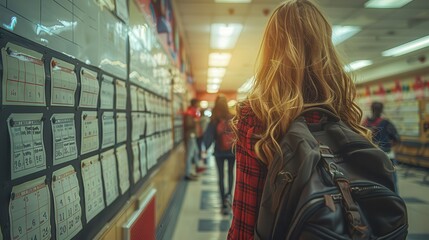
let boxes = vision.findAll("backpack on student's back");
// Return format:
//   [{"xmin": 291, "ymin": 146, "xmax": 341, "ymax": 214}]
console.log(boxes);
[
  {"xmin": 216, "ymin": 118, "xmax": 234, "ymax": 151},
  {"xmin": 254, "ymin": 107, "xmax": 408, "ymax": 240}
]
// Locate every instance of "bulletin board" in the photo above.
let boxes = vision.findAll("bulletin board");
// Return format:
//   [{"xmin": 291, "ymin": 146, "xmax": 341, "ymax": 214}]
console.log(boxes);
[{"xmin": 0, "ymin": 23, "xmax": 173, "ymax": 240}]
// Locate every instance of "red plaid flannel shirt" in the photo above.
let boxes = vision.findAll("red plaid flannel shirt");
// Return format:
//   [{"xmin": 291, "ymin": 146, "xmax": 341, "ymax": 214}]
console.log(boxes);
[{"xmin": 227, "ymin": 104, "xmax": 321, "ymax": 240}]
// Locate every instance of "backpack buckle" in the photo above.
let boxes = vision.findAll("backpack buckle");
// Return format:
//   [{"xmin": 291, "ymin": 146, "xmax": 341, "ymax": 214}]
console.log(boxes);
[{"xmin": 320, "ymin": 145, "xmax": 334, "ymax": 158}]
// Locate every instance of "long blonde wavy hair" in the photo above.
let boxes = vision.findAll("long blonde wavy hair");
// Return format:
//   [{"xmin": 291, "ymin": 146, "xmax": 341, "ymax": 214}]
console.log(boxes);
[{"xmin": 234, "ymin": 0, "xmax": 371, "ymax": 165}]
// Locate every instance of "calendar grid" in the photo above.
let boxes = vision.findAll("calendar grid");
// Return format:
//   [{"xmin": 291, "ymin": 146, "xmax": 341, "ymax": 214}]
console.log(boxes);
[
  {"xmin": 2, "ymin": 46, "xmax": 46, "ymax": 106},
  {"xmin": 51, "ymin": 60, "xmax": 77, "ymax": 107},
  {"xmin": 9, "ymin": 178, "xmax": 51, "ymax": 240},
  {"xmin": 53, "ymin": 167, "xmax": 83, "ymax": 240}
]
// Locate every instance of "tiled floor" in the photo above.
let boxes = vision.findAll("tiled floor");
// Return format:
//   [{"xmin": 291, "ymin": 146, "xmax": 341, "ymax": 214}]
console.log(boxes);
[
  {"xmin": 172, "ymin": 159, "xmax": 429, "ymax": 240},
  {"xmin": 172, "ymin": 157, "xmax": 231, "ymax": 240}
]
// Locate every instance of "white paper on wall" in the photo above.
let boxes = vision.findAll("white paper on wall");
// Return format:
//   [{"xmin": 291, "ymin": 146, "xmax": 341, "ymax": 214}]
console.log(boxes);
[
  {"xmin": 7, "ymin": 113, "xmax": 46, "ymax": 180},
  {"xmin": 50, "ymin": 58, "xmax": 77, "ymax": 107},
  {"xmin": 79, "ymin": 68, "xmax": 99, "ymax": 108},
  {"xmin": 81, "ymin": 155, "xmax": 105, "ymax": 222},
  {"xmin": 130, "ymin": 85, "xmax": 138, "ymax": 111},
  {"xmin": 115, "ymin": 144, "xmax": 130, "ymax": 194},
  {"xmin": 137, "ymin": 88, "xmax": 145, "ymax": 111},
  {"xmin": 131, "ymin": 142, "xmax": 141, "ymax": 184},
  {"xmin": 9, "ymin": 176, "xmax": 51, "ymax": 240},
  {"xmin": 139, "ymin": 139, "xmax": 147, "ymax": 178},
  {"xmin": 81, "ymin": 111, "xmax": 99, "ymax": 155},
  {"xmin": 100, "ymin": 150, "xmax": 119, "ymax": 206},
  {"xmin": 116, "ymin": 112, "xmax": 127, "ymax": 144},
  {"xmin": 102, "ymin": 112, "xmax": 115, "ymax": 149},
  {"xmin": 52, "ymin": 165, "xmax": 83, "ymax": 240},
  {"xmin": 1, "ymin": 43, "xmax": 46, "ymax": 106},
  {"xmin": 51, "ymin": 114, "xmax": 78, "ymax": 165},
  {"xmin": 100, "ymin": 75, "xmax": 114, "ymax": 109},
  {"xmin": 131, "ymin": 113, "xmax": 141, "ymax": 141},
  {"xmin": 115, "ymin": 79, "xmax": 127, "ymax": 110}
]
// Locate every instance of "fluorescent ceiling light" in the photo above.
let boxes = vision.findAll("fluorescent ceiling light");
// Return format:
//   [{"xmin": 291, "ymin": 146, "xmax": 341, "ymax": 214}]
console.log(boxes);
[
  {"xmin": 211, "ymin": 23, "xmax": 243, "ymax": 49},
  {"xmin": 207, "ymin": 78, "xmax": 222, "ymax": 84},
  {"xmin": 207, "ymin": 83, "xmax": 220, "ymax": 93},
  {"xmin": 207, "ymin": 84, "xmax": 220, "ymax": 90},
  {"xmin": 209, "ymin": 53, "xmax": 231, "ymax": 67},
  {"xmin": 332, "ymin": 26, "xmax": 361, "ymax": 45},
  {"xmin": 344, "ymin": 60, "xmax": 373, "ymax": 72},
  {"xmin": 208, "ymin": 67, "xmax": 226, "ymax": 78},
  {"xmin": 365, "ymin": 0, "xmax": 413, "ymax": 8},
  {"xmin": 207, "ymin": 89, "xmax": 219, "ymax": 93},
  {"xmin": 215, "ymin": 0, "xmax": 251, "ymax": 2},
  {"xmin": 382, "ymin": 35, "xmax": 429, "ymax": 57}
]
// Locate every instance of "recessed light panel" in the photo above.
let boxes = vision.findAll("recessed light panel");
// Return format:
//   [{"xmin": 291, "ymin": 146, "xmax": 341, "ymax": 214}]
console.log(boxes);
[
  {"xmin": 382, "ymin": 35, "xmax": 429, "ymax": 57},
  {"xmin": 208, "ymin": 68, "xmax": 226, "ymax": 78},
  {"xmin": 211, "ymin": 24, "xmax": 243, "ymax": 49},
  {"xmin": 332, "ymin": 26, "xmax": 361, "ymax": 45},
  {"xmin": 365, "ymin": 0, "xmax": 413, "ymax": 8},
  {"xmin": 344, "ymin": 60, "xmax": 373, "ymax": 72},
  {"xmin": 209, "ymin": 53, "xmax": 231, "ymax": 67}
]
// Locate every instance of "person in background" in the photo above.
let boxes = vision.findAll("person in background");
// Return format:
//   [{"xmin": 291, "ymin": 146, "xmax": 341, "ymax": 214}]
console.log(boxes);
[
  {"xmin": 363, "ymin": 101, "xmax": 400, "ymax": 192},
  {"xmin": 202, "ymin": 95, "xmax": 236, "ymax": 215},
  {"xmin": 199, "ymin": 108, "xmax": 211, "ymax": 165},
  {"xmin": 183, "ymin": 98, "xmax": 203, "ymax": 180},
  {"xmin": 227, "ymin": 0, "xmax": 371, "ymax": 238}
]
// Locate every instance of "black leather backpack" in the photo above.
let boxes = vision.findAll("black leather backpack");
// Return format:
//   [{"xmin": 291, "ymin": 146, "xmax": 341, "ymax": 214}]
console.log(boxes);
[{"xmin": 254, "ymin": 108, "xmax": 408, "ymax": 240}]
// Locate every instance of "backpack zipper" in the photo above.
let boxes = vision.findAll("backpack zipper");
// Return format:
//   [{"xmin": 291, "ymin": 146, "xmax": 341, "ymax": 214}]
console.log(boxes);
[{"xmin": 286, "ymin": 184, "xmax": 396, "ymax": 240}]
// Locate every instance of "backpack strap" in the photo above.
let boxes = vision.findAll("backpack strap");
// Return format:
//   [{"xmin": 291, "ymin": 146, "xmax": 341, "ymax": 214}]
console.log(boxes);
[
  {"xmin": 299, "ymin": 107, "xmax": 340, "ymax": 122},
  {"xmin": 320, "ymin": 145, "xmax": 369, "ymax": 239}
]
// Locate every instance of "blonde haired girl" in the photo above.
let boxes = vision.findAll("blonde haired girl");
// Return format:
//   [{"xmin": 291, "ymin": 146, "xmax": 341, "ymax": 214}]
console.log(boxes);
[{"xmin": 228, "ymin": 0, "xmax": 370, "ymax": 239}]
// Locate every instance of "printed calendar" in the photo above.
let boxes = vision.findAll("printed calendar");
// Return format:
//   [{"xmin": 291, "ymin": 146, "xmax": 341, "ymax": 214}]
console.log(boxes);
[
  {"xmin": 116, "ymin": 145, "xmax": 130, "ymax": 194},
  {"xmin": 132, "ymin": 142, "xmax": 141, "ymax": 184},
  {"xmin": 130, "ymin": 85, "xmax": 138, "ymax": 111},
  {"xmin": 79, "ymin": 68, "xmax": 99, "ymax": 108},
  {"xmin": 102, "ymin": 112, "xmax": 115, "ymax": 149},
  {"xmin": 81, "ymin": 156, "xmax": 105, "ymax": 222},
  {"xmin": 100, "ymin": 75, "xmax": 114, "ymax": 109},
  {"xmin": 52, "ymin": 166, "xmax": 83, "ymax": 240},
  {"xmin": 51, "ymin": 114, "xmax": 78, "ymax": 165},
  {"xmin": 137, "ymin": 88, "xmax": 145, "ymax": 111},
  {"xmin": 9, "ymin": 176, "xmax": 51, "ymax": 240},
  {"xmin": 100, "ymin": 150, "xmax": 119, "ymax": 206},
  {"xmin": 116, "ymin": 113, "xmax": 127, "ymax": 144},
  {"xmin": 50, "ymin": 58, "xmax": 77, "ymax": 107},
  {"xmin": 1, "ymin": 43, "xmax": 46, "ymax": 106},
  {"xmin": 7, "ymin": 113, "xmax": 46, "ymax": 180},
  {"xmin": 115, "ymin": 79, "xmax": 127, "ymax": 110},
  {"xmin": 131, "ymin": 113, "xmax": 142, "ymax": 141},
  {"xmin": 81, "ymin": 111, "xmax": 99, "ymax": 155},
  {"xmin": 139, "ymin": 139, "xmax": 147, "ymax": 178}
]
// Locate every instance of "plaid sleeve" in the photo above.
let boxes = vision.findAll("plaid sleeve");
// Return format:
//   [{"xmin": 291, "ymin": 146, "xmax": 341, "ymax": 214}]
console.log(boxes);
[
  {"xmin": 227, "ymin": 107, "xmax": 321, "ymax": 239},
  {"xmin": 228, "ymin": 105, "xmax": 267, "ymax": 240}
]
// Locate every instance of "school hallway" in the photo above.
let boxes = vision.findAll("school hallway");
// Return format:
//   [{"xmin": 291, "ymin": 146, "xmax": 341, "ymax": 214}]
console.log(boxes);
[{"xmin": 165, "ymin": 158, "xmax": 429, "ymax": 240}]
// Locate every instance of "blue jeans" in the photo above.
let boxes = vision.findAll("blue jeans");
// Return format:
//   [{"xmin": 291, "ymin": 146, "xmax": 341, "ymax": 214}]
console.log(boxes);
[
  {"xmin": 215, "ymin": 156, "xmax": 235, "ymax": 206},
  {"xmin": 185, "ymin": 136, "xmax": 199, "ymax": 176}
]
